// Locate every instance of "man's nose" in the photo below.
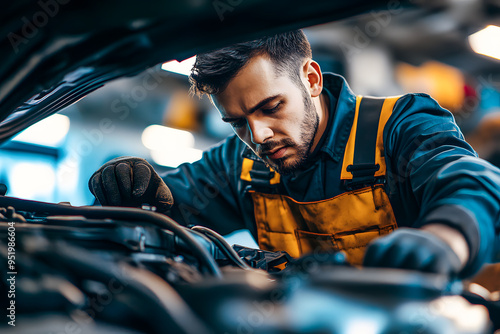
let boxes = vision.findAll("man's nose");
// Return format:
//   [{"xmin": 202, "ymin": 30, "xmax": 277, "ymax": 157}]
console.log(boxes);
[{"xmin": 248, "ymin": 118, "xmax": 273, "ymax": 145}]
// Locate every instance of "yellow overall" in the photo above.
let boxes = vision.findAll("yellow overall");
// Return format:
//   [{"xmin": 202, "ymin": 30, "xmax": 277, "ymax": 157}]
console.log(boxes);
[{"xmin": 242, "ymin": 96, "xmax": 401, "ymax": 265}]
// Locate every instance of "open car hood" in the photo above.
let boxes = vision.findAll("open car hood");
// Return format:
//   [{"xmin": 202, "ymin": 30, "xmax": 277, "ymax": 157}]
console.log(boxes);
[{"xmin": 0, "ymin": 0, "xmax": 403, "ymax": 144}]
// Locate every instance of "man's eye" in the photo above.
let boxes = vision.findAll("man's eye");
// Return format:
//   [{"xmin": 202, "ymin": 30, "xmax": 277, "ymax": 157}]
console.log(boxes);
[
  {"xmin": 262, "ymin": 102, "xmax": 281, "ymax": 114},
  {"xmin": 230, "ymin": 119, "xmax": 246, "ymax": 129}
]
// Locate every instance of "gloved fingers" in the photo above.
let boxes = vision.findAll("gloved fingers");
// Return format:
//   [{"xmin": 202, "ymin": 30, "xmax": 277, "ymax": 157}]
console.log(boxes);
[
  {"xmin": 364, "ymin": 229, "xmax": 420, "ymax": 269},
  {"xmin": 132, "ymin": 162, "xmax": 152, "ymax": 198},
  {"xmin": 419, "ymin": 255, "xmax": 445, "ymax": 274},
  {"xmin": 363, "ymin": 239, "xmax": 389, "ymax": 267},
  {"xmin": 378, "ymin": 241, "xmax": 412, "ymax": 268},
  {"xmin": 421, "ymin": 239, "xmax": 461, "ymax": 275},
  {"xmin": 101, "ymin": 166, "xmax": 121, "ymax": 206},
  {"xmin": 155, "ymin": 184, "xmax": 174, "ymax": 213},
  {"xmin": 90, "ymin": 174, "xmax": 108, "ymax": 206},
  {"xmin": 364, "ymin": 228, "xmax": 463, "ymax": 276},
  {"xmin": 115, "ymin": 162, "xmax": 132, "ymax": 200},
  {"xmin": 397, "ymin": 247, "xmax": 430, "ymax": 272},
  {"xmin": 89, "ymin": 156, "xmax": 170, "ymax": 210}
]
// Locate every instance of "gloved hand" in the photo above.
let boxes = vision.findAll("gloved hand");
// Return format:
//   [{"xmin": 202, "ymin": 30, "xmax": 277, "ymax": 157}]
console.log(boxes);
[
  {"xmin": 89, "ymin": 157, "xmax": 173, "ymax": 213},
  {"xmin": 363, "ymin": 228, "xmax": 462, "ymax": 275}
]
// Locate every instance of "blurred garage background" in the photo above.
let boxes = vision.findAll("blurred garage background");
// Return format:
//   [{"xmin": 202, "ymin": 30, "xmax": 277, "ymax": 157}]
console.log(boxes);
[{"xmin": 0, "ymin": 0, "xmax": 499, "ymax": 236}]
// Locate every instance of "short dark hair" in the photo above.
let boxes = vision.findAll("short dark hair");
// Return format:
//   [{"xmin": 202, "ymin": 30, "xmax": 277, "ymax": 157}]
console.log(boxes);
[{"xmin": 189, "ymin": 30, "xmax": 312, "ymax": 97}]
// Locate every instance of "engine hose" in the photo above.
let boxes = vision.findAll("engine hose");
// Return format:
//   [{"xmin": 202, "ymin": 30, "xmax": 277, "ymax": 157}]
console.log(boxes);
[
  {"xmin": 191, "ymin": 225, "xmax": 252, "ymax": 270},
  {"xmin": 0, "ymin": 196, "xmax": 222, "ymax": 278}
]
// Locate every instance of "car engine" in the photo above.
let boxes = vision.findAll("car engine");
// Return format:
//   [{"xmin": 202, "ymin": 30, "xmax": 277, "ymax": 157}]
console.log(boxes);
[{"xmin": 0, "ymin": 195, "xmax": 498, "ymax": 334}]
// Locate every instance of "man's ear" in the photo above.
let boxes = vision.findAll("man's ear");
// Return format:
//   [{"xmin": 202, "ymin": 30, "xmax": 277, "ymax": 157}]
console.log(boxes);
[{"xmin": 302, "ymin": 59, "xmax": 323, "ymax": 98}]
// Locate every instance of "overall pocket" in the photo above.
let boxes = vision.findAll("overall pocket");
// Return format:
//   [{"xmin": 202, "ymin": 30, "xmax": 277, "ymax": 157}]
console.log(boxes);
[{"xmin": 295, "ymin": 224, "xmax": 397, "ymax": 265}]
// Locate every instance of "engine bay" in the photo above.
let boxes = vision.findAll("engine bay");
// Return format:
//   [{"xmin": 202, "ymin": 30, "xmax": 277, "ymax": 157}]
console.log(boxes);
[{"xmin": 0, "ymin": 195, "xmax": 498, "ymax": 334}]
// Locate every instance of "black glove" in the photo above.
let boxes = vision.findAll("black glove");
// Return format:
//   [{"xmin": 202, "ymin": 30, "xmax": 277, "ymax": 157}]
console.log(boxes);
[
  {"xmin": 89, "ymin": 156, "xmax": 173, "ymax": 213},
  {"xmin": 363, "ymin": 228, "xmax": 462, "ymax": 275}
]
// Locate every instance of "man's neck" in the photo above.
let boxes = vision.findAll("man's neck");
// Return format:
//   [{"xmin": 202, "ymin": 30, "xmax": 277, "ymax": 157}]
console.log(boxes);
[{"xmin": 310, "ymin": 90, "xmax": 330, "ymax": 153}]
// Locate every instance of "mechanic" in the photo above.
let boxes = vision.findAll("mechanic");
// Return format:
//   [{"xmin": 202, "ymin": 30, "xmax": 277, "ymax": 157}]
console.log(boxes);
[{"xmin": 89, "ymin": 30, "xmax": 500, "ymax": 278}]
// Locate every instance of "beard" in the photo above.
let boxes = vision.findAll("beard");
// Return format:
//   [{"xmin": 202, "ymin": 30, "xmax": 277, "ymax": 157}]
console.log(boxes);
[{"xmin": 258, "ymin": 90, "xmax": 319, "ymax": 175}]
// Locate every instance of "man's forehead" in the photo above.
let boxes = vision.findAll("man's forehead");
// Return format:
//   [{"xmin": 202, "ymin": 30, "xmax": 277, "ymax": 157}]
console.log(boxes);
[{"xmin": 214, "ymin": 56, "xmax": 280, "ymax": 95}]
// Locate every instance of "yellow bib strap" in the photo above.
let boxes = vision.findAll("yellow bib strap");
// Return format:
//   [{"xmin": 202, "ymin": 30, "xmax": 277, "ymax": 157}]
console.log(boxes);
[
  {"xmin": 240, "ymin": 158, "xmax": 280, "ymax": 186},
  {"xmin": 375, "ymin": 97, "xmax": 400, "ymax": 177},
  {"xmin": 341, "ymin": 95, "xmax": 401, "ymax": 189},
  {"xmin": 240, "ymin": 158, "xmax": 254, "ymax": 182}
]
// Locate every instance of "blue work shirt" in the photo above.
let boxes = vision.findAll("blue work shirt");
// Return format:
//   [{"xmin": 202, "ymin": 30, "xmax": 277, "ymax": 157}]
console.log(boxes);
[{"xmin": 163, "ymin": 73, "xmax": 500, "ymax": 277}]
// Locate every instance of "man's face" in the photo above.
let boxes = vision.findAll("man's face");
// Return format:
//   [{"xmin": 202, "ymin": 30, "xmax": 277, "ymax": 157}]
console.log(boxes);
[{"xmin": 212, "ymin": 55, "xmax": 320, "ymax": 174}]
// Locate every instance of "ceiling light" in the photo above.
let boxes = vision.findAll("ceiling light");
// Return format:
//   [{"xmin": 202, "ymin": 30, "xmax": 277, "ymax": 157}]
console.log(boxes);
[
  {"xmin": 9, "ymin": 162, "xmax": 56, "ymax": 201},
  {"xmin": 141, "ymin": 124, "xmax": 195, "ymax": 151},
  {"xmin": 161, "ymin": 56, "xmax": 196, "ymax": 76},
  {"xmin": 142, "ymin": 124, "xmax": 202, "ymax": 167},
  {"xmin": 12, "ymin": 114, "xmax": 70, "ymax": 147},
  {"xmin": 468, "ymin": 25, "xmax": 500, "ymax": 61},
  {"xmin": 150, "ymin": 148, "xmax": 203, "ymax": 168}
]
